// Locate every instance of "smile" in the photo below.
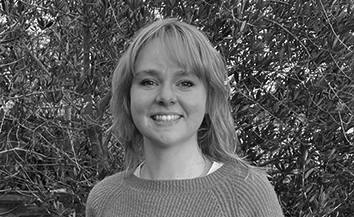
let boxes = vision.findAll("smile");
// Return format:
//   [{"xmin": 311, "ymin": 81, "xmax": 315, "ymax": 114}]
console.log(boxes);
[{"xmin": 151, "ymin": 114, "xmax": 182, "ymax": 122}]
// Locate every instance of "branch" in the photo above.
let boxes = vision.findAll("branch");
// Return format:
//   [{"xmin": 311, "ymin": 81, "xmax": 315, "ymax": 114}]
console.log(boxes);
[
  {"xmin": 0, "ymin": 147, "xmax": 48, "ymax": 160},
  {"xmin": 318, "ymin": 0, "xmax": 353, "ymax": 52},
  {"xmin": 263, "ymin": 17, "xmax": 312, "ymax": 59},
  {"xmin": 0, "ymin": 58, "xmax": 24, "ymax": 68},
  {"xmin": 22, "ymin": 43, "xmax": 51, "ymax": 76}
]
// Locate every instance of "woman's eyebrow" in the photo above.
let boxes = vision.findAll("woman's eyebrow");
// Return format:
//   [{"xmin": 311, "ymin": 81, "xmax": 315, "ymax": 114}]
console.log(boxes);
[
  {"xmin": 175, "ymin": 70, "xmax": 199, "ymax": 78},
  {"xmin": 135, "ymin": 69, "xmax": 196, "ymax": 78},
  {"xmin": 175, "ymin": 70, "xmax": 189, "ymax": 77},
  {"xmin": 135, "ymin": 69, "xmax": 159, "ymax": 76}
]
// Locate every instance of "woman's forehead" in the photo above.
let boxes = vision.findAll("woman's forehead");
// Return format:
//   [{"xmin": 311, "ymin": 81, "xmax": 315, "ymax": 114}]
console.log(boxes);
[{"xmin": 140, "ymin": 36, "xmax": 197, "ymax": 68}]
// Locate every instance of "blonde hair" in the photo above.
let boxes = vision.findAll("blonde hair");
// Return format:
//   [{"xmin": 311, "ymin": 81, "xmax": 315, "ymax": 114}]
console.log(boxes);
[{"xmin": 111, "ymin": 18, "xmax": 244, "ymax": 169}]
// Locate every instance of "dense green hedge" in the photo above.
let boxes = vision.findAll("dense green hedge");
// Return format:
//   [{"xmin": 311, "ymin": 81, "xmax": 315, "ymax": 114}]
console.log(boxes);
[{"xmin": 1, "ymin": 0, "xmax": 353, "ymax": 216}]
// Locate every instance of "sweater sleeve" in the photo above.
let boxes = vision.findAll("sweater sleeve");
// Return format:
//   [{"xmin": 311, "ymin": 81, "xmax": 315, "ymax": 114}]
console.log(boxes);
[
  {"xmin": 85, "ymin": 180, "xmax": 103, "ymax": 217},
  {"xmin": 85, "ymin": 189, "xmax": 97, "ymax": 217},
  {"xmin": 240, "ymin": 169, "xmax": 284, "ymax": 217},
  {"xmin": 85, "ymin": 172, "xmax": 126, "ymax": 217}
]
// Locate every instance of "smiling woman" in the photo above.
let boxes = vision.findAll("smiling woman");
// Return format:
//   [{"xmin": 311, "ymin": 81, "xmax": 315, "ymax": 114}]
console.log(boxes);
[
  {"xmin": 86, "ymin": 18, "xmax": 284, "ymax": 217},
  {"xmin": 130, "ymin": 37, "xmax": 207, "ymax": 159}
]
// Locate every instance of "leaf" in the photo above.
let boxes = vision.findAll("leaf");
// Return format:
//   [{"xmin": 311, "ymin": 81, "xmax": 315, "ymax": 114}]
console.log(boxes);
[
  {"xmin": 279, "ymin": 47, "xmax": 285, "ymax": 64},
  {"xmin": 293, "ymin": 89, "xmax": 300, "ymax": 100},
  {"xmin": 240, "ymin": 20, "xmax": 246, "ymax": 33},
  {"xmin": 305, "ymin": 167, "xmax": 315, "ymax": 179}
]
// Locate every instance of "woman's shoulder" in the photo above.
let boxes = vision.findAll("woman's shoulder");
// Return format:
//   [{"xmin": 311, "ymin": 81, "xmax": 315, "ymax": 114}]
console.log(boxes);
[
  {"xmin": 89, "ymin": 168, "xmax": 135, "ymax": 196},
  {"xmin": 220, "ymin": 160, "xmax": 273, "ymax": 192},
  {"xmin": 216, "ymin": 160, "xmax": 284, "ymax": 216},
  {"xmin": 86, "ymin": 170, "xmax": 132, "ymax": 214},
  {"xmin": 94, "ymin": 171, "xmax": 127, "ymax": 188}
]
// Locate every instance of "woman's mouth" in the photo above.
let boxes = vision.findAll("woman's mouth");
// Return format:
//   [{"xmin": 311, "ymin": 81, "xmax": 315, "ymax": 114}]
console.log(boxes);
[{"xmin": 151, "ymin": 114, "xmax": 182, "ymax": 122}]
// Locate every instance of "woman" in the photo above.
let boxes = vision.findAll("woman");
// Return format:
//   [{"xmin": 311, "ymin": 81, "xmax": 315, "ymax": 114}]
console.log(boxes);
[{"xmin": 86, "ymin": 18, "xmax": 284, "ymax": 217}]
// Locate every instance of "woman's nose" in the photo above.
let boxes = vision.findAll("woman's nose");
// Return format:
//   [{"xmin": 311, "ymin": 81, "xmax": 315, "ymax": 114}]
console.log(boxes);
[{"xmin": 156, "ymin": 84, "xmax": 177, "ymax": 105}]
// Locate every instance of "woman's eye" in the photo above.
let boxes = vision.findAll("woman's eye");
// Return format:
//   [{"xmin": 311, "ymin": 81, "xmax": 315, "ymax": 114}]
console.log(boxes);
[
  {"xmin": 140, "ymin": 79, "xmax": 157, "ymax": 86},
  {"xmin": 179, "ymin": 81, "xmax": 195, "ymax": 87}
]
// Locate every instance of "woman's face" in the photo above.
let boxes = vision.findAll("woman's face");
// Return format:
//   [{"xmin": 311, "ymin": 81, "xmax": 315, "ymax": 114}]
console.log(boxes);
[{"xmin": 130, "ymin": 38, "xmax": 207, "ymax": 148}]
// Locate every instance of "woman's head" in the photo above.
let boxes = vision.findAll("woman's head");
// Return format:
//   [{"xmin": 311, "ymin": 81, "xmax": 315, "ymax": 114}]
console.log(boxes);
[{"xmin": 111, "ymin": 18, "xmax": 238, "ymax": 168}]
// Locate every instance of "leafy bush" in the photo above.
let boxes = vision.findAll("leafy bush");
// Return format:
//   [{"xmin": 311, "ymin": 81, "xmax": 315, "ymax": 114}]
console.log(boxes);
[{"xmin": 1, "ymin": 0, "xmax": 353, "ymax": 216}]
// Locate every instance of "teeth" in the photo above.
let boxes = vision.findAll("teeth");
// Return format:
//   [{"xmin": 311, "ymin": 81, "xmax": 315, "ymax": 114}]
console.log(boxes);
[{"xmin": 153, "ymin": 115, "xmax": 181, "ymax": 122}]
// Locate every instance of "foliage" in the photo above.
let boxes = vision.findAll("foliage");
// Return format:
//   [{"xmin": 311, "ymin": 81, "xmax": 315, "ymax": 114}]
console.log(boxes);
[{"xmin": 1, "ymin": 0, "xmax": 353, "ymax": 216}]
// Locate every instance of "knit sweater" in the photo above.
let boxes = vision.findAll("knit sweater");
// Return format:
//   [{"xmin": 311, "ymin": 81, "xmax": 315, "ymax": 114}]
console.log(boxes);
[{"xmin": 86, "ymin": 161, "xmax": 284, "ymax": 217}]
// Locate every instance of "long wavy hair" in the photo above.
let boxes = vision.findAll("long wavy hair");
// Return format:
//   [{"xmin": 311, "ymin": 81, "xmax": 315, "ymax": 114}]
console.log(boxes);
[{"xmin": 110, "ymin": 18, "xmax": 244, "ymax": 169}]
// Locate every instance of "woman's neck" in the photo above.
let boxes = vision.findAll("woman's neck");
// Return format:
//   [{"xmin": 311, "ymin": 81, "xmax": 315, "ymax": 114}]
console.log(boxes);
[{"xmin": 141, "ymin": 142, "xmax": 212, "ymax": 180}]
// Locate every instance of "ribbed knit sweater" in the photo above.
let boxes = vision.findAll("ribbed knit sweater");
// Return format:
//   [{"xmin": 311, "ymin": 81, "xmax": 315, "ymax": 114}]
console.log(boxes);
[{"xmin": 86, "ymin": 161, "xmax": 284, "ymax": 217}]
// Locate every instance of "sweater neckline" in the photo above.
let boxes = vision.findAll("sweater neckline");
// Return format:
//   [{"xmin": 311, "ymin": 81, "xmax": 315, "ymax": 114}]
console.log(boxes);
[
  {"xmin": 122, "ymin": 162, "xmax": 238, "ymax": 194},
  {"xmin": 134, "ymin": 161, "xmax": 224, "ymax": 178}
]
